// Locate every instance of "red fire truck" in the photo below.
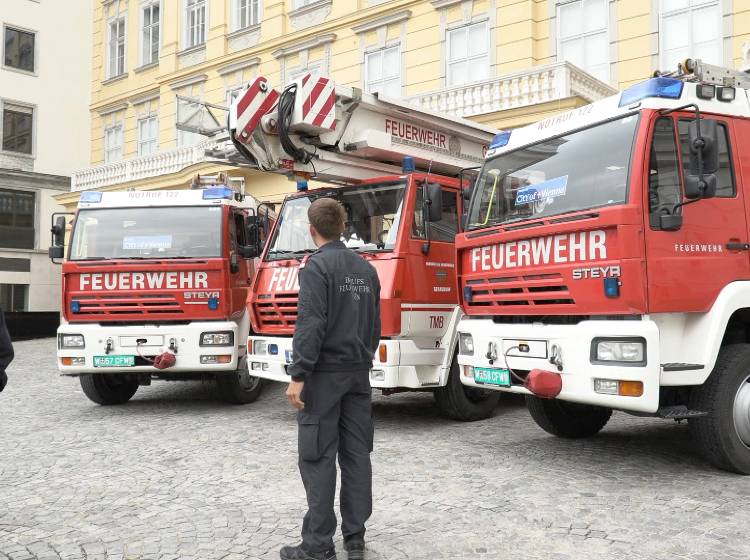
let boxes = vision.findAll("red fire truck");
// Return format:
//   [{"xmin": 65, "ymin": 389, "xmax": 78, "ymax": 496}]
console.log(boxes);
[
  {"xmin": 49, "ymin": 174, "xmax": 272, "ymax": 405},
  {"xmin": 455, "ymin": 59, "xmax": 750, "ymax": 473},
  {"xmin": 218, "ymin": 73, "xmax": 501, "ymax": 420}
]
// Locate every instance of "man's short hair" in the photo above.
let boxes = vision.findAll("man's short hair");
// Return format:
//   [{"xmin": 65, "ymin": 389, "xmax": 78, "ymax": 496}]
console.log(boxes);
[{"xmin": 308, "ymin": 198, "xmax": 346, "ymax": 240}]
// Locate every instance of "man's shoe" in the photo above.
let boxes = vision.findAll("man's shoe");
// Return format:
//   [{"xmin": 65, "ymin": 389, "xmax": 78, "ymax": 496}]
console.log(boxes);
[
  {"xmin": 279, "ymin": 543, "xmax": 337, "ymax": 560},
  {"xmin": 344, "ymin": 537, "xmax": 365, "ymax": 560}
]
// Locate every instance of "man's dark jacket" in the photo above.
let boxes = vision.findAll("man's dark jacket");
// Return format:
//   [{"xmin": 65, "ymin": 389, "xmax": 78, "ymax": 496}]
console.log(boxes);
[
  {"xmin": 0, "ymin": 308, "xmax": 14, "ymax": 392},
  {"xmin": 289, "ymin": 240, "xmax": 381, "ymax": 380}
]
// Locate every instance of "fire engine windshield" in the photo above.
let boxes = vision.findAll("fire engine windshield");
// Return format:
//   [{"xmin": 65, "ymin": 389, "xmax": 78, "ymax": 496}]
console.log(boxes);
[
  {"xmin": 266, "ymin": 182, "xmax": 406, "ymax": 260},
  {"xmin": 69, "ymin": 206, "xmax": 223, "ymax": 260},
  {"xmin": 467, "ymin": 114, "xmax": 639, "ymax": 229}
]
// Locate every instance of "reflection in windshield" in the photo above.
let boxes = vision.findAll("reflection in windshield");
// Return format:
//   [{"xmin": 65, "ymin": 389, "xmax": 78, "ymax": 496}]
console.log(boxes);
[
  {"xmin": 70, "ymin": 206, "xmax": 223, "ymax": 260},
  {"xmin": 267, "ymin": 182, "xmax": 407, "ymax": 259},
  {"xmin": 468, "ymin": 114, "xmax": 639, "ymax": 229}
]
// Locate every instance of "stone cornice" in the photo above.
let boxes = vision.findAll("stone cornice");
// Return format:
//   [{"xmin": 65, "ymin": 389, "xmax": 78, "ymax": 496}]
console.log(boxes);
[
  {"xmin": 130, "ymin": 89, "xmax": 160, "ymax": 105},
  {"xmin": 97, "ymin": 101, "xmax": 128, "ymax": 116},
  {"xmin": 168, "ymin": 73, "xmax": 208, "ymax": 90},
  {"xmin": 431, "ymin": 0, "xmax": 465, "ymax": 9},
  {"xmin": 0, "ymin": 168, "xmax": 70, "ymax": 190},
  {"xmin": 217, "ymin": 57, "xmax": 261, "ymax": 76},
  {"xmin": 272, "ymin": 33, "xmax": 337, "ymax": 59},
  {"xmin": 352, "ymin": 10, "xmax": 412, "ymax": 34}
]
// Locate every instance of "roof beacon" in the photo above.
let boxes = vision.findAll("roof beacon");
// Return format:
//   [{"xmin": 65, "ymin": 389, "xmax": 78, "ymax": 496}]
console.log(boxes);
[{"xmin": 619, "ymin": 77, "xmax": 684, "ymax": 107}]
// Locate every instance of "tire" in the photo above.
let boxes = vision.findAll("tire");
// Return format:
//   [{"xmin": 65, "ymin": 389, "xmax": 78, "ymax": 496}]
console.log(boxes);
[
  {"xmin": 526, "ymin": 396, "xmax": 612, "ymax": 438},
  {"xmin": 79, "ymin": 374, "xmax": 139, "ymax": 405},
  {"xmin": 433, "ymin": 356, "xmax": 500, "ymax": 421},
  {"xmin": 688, "ymin": 343, "xmax": 750, "ymax": 475},
  {"xmin": 216, "ymin": 361, "xmax": 263, "ymax": 404}
]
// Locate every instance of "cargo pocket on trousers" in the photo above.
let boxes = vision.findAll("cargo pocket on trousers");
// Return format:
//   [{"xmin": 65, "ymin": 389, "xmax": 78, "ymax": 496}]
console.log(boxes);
[{"xmin": 298, "ymin": 413, "xmax": 321, "ymax": 461}]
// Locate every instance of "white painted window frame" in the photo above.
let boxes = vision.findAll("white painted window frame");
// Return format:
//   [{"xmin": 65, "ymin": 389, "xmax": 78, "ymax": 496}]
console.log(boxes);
[
  {"xmin": 183, "ymin": 0, "xmax": 208, "ymax": 50},
  {"xmin": 104, "ymin": 123, "xmax": 124, "ymax": 163},
  {"xmin": 139, "ymin": 0, "xmax": 162, "ymax": 67},
  {"xmin": 107, "ymin": 15, "xmax": 127, "ymax": 79},
  {"xmin": 0, "ymin": 99, "xmax": 36, "ymax": 158},
  {"xmin": 658, "ymin": 0, "xmax": 724, "ymax": 70},
  {"xmin": 2, "ymin": 23, "xmax": 38, "ymax": 75},
  {"xmin": 555, "ymin": 0, "xmax": 610, "ymax": 83},
  {"xmin": 445, "ymin": 20, "xmax": 490, "ymax": 87},
  {"xmin": 232, "ymin": 0, "xmax": 262, "ymax": 31},
  {"xmin": 137, "ymin": 114, "xmax": 159, "ymax": 156},
  {"xmin": 364, "ymin": 44, "xmax": 402, "ymax": 98}
]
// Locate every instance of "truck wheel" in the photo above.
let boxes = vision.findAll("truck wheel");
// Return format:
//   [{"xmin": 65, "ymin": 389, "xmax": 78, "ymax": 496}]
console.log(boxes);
[
  {"xmin": 433, "ymin": 357, "xmax": 500, "ymax": 421},
  {"xmin": 526, "ymin": 396, "xmax": 612, "ymax": 438},
  {"xmin": 216, "ymin": 363, "xmax": 263, "ymax": 405},
  {"xmin": 688, "ymin": 343, "xmax": 750, "ymax": 474},
  {"xmin": 79, "ymin": 374, "xmax": 139, "ymax": 405}
]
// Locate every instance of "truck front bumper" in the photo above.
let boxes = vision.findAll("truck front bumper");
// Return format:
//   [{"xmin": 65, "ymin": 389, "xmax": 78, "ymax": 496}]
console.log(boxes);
[
  {"xmin": 455, "ymin": 318, "xmax": 661, "ymax": 413},
  {"xmin": 57, "ymin": 322, "xmax": 242, "ymax": 375},
  {"xmin": 248, "ymin": 336, "xmax": 446, "ymax": 389}
]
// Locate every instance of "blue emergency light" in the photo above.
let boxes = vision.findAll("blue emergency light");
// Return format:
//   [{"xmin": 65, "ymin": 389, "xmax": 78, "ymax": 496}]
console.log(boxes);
[
  {"xmin": 402, "ymin": 156, "xmax": 415, "ymax": 173},
  {"xmin": 208, "ymin": 297, "xmax": 219, "ymax": 310},
  {"xmin": 71, "ymin": 300, "xmax": 81, "ymax": 313},
  {"xmin": 80, "ymin": 191, "xmax": 103, "ymax": 203},
  {"xmin": 296, "ymin": 180, "xmax": 308, "ymax": 192},
  {"xmin": 604, "ymin": 277, "xmax": 620, "ymax": 298},
  {"xmin": 489, "ymin": 131, "xmax": 512, "ymax": 149},
  {"xmin": 619, "ymin": 77, "xmax": 684, "ymax": 107},
  {"xmin": 202, "ymin": 187, "xmax": 234, "ymax": 200},
  {"xmin": 268, "ymin": 344, "xmax": 279, "ymax": 355}
]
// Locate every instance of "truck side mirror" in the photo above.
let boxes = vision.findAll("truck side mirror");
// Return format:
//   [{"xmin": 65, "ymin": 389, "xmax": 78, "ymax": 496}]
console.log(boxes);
[
  {"xmin": 241, "ymin": 215, "xmax": 260, "ymax": 259},
  {"xmin": 685, "ymin": 119, "xmax": 719, "ymax": 199},
  {"xmin": 48, "ymin": 215, "xmax": 67, "ymax": 263},
  {"xmin": 425, "ymin": 183, "xmax": 443, "ymax": 223}
]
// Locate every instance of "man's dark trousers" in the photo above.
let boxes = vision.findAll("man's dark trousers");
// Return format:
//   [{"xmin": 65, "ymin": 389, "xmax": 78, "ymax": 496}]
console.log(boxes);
[{"xmin": 298, "ymin": 369, "xmax": 373, "ymax": 553}]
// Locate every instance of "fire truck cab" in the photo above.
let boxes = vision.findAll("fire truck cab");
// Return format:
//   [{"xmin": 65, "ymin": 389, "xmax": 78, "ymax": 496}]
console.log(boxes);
[
  {"xmin": 50, "ymin": 176, "xmax": 270, "ymax": 405},
  {"xmin": 455, "ymin": 59, "xmax": 750, "ymax": 473}
]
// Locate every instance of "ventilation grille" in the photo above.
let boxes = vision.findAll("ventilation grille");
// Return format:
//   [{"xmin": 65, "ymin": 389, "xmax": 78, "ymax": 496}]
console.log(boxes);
[{"xmin": 465, "ymin": 273, "xmax": 574, "ymax": 308}]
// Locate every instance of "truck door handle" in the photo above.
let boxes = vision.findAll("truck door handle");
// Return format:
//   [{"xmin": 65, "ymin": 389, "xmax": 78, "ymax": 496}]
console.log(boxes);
[{"xmin": 726, "ymin": 242, "xmax": 750, "ymax": 251}]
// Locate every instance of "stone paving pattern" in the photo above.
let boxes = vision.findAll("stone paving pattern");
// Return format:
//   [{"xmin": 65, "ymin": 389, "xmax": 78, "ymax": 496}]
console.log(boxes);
[{"xmin": 1, "ymin": 339, "xmax": 750, "ymax": 559}]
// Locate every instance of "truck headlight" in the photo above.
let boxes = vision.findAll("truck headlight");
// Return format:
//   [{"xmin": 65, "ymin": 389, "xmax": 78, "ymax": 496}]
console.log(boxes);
[
  {"xmin": 592, "ymin": 338, "xmax": 646, "ymax": 365},
  {"xmin": 59, "ymin": 334, "xmax": 85, "ymax": 349},
  {"xmin": 458, "ymin": 333, "xmax": 474, "ymax": 355},
  {"xmin": 253, "ymin": 340, "xmax": 268, "ymax": 355},
  {"xmin": 200, "ymin": 332, "xmax": 234, "ymax": 346}
]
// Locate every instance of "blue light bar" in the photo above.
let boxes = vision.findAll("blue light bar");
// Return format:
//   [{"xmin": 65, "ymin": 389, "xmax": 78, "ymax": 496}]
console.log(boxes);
[
  {"xmin": 402, "ymin": 156, "xmax": 415, "ymax": 173},
  {"xmin": 208, "ymin": 297, "xmax": 219, "ymax": 310},
  {"xmin": 619, "ymin": 77, "xmax": 684, "ymax": 107},
  {"xmin": 202, "ymin": 187, "xmax": 234, "ymax": 200},
  {"xmin": 71, "ymin": 300, "xmax": 81, "ymax": 313},
  {"xmin": 80, "ymin": 191, "xmax": 102, "ymax": 203},
  {"xmin": 489, "ymin": 131, "xmax": 512, "ymax": 149}
]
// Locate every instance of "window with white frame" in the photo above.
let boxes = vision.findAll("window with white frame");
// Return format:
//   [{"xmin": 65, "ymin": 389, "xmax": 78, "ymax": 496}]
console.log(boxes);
[
  {"xmin": 4, "ymin": 26, "xmax": 36, "ymax": 72},
  {"xmin": 185, "ymin": 0, "xmax": 207, "ymax": 48},
  {"xmin": 137, "ymin": 115, "xmax": 158, "ymax": 156},
  {"xmin": 557, "ymin": 0, "xmax": 609, "ymax": 83},
  {"xmin": 288, "ymin": 61, "xmax": 322, "ymax": 82},
  {"xmin": 107, "ymin": 17, "xmax": 126, "ymax": 78},
  {"xmin": 141, "ymin": 1, "xmax": 160, "ymax": 66},
  {"xmin": 660, "ymin": 0, "xmax": 722, "ymax": 71},
  {"xmin": 234, "ymin": 0, "xmax": 261, "ymax": 30},
  {"xmin": 104, "ymin": 124, "xmax": 123, "ymax": 162},
  {"xmin": 365, "ymin": 46, "xmax": 401, "ymax": 98},
  {"xmin": 2, "ymin": 103, "xmax": 34, "ymax": 155},
  {"xmin": 446, "ymin": 21, "xmax": 489, "ymax": 86}
]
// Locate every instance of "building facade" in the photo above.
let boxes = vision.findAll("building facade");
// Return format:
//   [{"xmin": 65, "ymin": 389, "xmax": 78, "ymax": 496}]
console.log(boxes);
[
  {"xmin": 62, "ymin": 0, "xmax": 750, "ymax": 209},
  {"xmin": 0, "ymin": 0, "xmax": 92, "ymax": 317}
]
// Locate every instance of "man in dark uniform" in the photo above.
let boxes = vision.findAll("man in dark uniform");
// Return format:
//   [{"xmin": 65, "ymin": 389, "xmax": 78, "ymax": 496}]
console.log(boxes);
[
  {"xmin": 281, "ymin": 198, "xmax": 381, "ymax": 560},
  {"xmin": 0, "ymin": 308, "xmax": 14, "ymax": 393}
]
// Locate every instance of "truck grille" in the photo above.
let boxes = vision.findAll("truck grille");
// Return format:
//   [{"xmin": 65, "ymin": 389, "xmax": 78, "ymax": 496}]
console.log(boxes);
[
  {"xmin": 465, "ymin": 273, "xmax": 574, "ymax": 309},
  {"xmin": 254, "ymin": 293, "xmax": 298, "ymax": 332},
  {"xmin": 73, "ymin": 293, "xmax": 183, "ymax": 316}
]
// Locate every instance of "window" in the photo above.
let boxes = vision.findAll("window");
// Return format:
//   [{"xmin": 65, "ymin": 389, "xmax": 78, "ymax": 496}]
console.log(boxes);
[
  {"xmin": 141, "ymin": 1, "xmax": 160, "ymax": 66},
  {"xmin": 235, "ymin": 0, "xmax": 260, "ymax": 29},
  {"xmin": 660, "ymin": 0, "xmax": 722, "ymax": 71},
  {"xmin": 678, "ymin": 119, "xmax": 735, "ymax": 197},
  {"xmin": 557, "ymin": 0, "xmax": 609, "ymax": 83},
  {"xmin": 365, "ymin": 46, "xmax": 401, "ymax": 98},
  {"xmin": 289, "ymin": 61, "xmax": 322, "ymax": 81},
  {"xmin": 137, "ymin": 115, "xmax": 158, "ymax": 156},
  {"xmin": 412, "ymin": 188, "xmax": 459, "ymax": 242},
  {"xmin": 185, "ymin": 0, "xmax": 207, "ymax": 48},
  {"xmin": 648, "ymin": 118, "xmax": 682, "ymax": 228},
  {"xmin": 108, "ymin": 17, "xmax": 126, "ymax": 78},
  {"xmin": 104, "ymin": 125, "xmax": 123, "ymax": 163},
  {"xmin": 446, "ymin": 21, "xmax": 489, "ymax": 86},
  {"xmin": 227, "ymin": 86, "xmax": 244, "ymax": 107},
  {"xmin": 0, "ymin": 284, "xmax": 28, "ymax": 312},
  {"xmin": 2, "ymin": 104, "xmax": 33, "ymax": 155},
  {"xmin": 0, "ymin": 189, "xmax": 35, "ymax": 250},
  {"xmin": 4, "ymin": 26, "xmax": 35, "ymax": 72}
]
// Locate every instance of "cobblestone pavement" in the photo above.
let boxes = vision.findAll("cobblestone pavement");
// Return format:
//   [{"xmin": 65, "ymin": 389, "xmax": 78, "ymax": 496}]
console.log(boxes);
[{"xmin": 1, "ymin": 338, "xmax": 750, "ymax": 560}]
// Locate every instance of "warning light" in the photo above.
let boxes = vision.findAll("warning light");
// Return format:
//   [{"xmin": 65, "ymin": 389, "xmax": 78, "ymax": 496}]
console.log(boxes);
[
  {"xmin": 619, "ymin": 77, "xmax": 683, "ymax": 107},
  {"xmin": 80, "ymin": 191, "xmax": 103, "ymax": 203},
  {"xmin": 402, "ymin": 156, "xmax": 415, "ymax": 173},
  {"xmin": 208, "ymin": 297, "xmax": 219, "ymax": 310},
  {"xmin": 71, "ymin": 300, "xmax": 81, "ymax": 313},
  {"xmin": 489, "ymin": 131, "xmax": 512, "ymax": 149},
  {"xmin": 202, "ymin": 187, "xmax": 233, "ymax": 200},
  {"xmin": 296, "ymin": 180, "xmax": 308, "ymax": 191},
  {"xmin": 604, "ymin": 277, "xmax": 620, "ymax": 298}
]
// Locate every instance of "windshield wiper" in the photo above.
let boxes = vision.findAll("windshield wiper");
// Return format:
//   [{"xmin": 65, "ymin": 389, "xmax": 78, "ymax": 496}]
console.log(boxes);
[{"xmin": 266, "ymin": 249, "xmax": 315, "ymax": 260}]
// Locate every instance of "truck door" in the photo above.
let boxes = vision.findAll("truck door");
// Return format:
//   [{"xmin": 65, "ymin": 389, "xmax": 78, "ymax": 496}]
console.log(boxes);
[
  {"xmin": 403, "ymin": 182, "xmax": 459, "ymax": 339},
  {"xmin": 229, "ymin": 208, "xmax": 253, "ymax": 318},
  {"xmin": 644, "ymin": 113, "xmax": 750, "ymax": 313}
]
